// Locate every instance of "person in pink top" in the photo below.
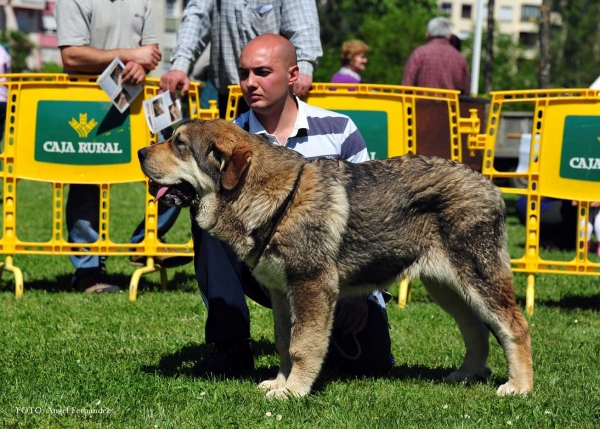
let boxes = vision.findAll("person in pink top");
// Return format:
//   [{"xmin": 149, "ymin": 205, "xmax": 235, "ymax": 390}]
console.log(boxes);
[
  {"xmin": 331, "ymin": 39, "xmax": 369, "ymax": 84},
  {"xmin": 402, "ymin": 17, "xmax": 471, "ymax": 95},
  {"xmin": 0, "ymin": 44, "xmax": 10, "ymax": 139}
]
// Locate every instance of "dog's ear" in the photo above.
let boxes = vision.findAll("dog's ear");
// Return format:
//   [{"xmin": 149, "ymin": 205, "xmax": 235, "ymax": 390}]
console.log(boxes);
[{"xmin": 213, "ymin": 133, "xmax": 252, "ymax": 191}]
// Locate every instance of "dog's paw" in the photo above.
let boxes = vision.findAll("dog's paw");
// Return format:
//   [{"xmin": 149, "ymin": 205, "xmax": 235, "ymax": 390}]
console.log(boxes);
[
  {"xmin": 258, "ymin": 376, "xmax": 286, "ymax": 393},
  {"xmin": 265, "ymin": 388, "xmax": 291, "ymax": 400},
  {"xmin": 497, "ymin": 380, "xmax": 532, "ymax": 396},
  {"xmin": 444, "ymin": 366, "xmax": 491, "ymax": 384}
]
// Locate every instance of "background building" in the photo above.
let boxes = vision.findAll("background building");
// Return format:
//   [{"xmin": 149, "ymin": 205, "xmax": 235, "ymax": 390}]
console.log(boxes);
[{"xmin": 439, "ymin": 0, "xmax": 544, "ymax": 50}]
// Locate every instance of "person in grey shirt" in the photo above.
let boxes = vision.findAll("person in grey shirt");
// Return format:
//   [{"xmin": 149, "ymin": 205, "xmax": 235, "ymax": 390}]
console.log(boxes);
[{"xmin": 160, "ymin": 0, "xmax": 322, "ymax": 117}]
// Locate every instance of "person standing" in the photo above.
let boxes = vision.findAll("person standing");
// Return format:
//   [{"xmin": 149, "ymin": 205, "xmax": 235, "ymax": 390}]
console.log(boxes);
[
  {"xmin": 0, "ymin": 44, "xmax": 10, "ymax": 141},
  {"xmin": 402, "ymin": 17, "xmax": 471, "ymax": 95},
  {"xmin": 331, "ymin": 39, "xmax": 369, "ymax": 84},
  {"xmin": 159, "ymin": 0, "xmax": 322, "ymax": 118},
  {"xmin": 56, "ymin": 0, "xmax": 185, "ymax": 293}
]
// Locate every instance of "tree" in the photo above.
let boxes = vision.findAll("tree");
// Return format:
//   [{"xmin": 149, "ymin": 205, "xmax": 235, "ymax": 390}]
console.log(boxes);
[
  {"xmin": 0, "ymin": 30, "xmax": 35, "ymax": 73},
  {"xmin": 484, "ymin": 0, "xmax": 495, "ymax": 93},
  {"xmin": 315, "ymin": 0, "xmax": 438, "ymax": 84},
  {"xmin": 538, "ymin": 0, "xmax": 551, "ymax": 88},
  {"xmin": 549, "ymin": 0, "xmax": 600, "ymax": 88}
]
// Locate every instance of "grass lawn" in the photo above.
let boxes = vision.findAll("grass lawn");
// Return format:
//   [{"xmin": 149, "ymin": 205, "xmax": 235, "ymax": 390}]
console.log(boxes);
[{"xmin": 1, "ymin": 184, "xmax": 599, "ymax": 428}]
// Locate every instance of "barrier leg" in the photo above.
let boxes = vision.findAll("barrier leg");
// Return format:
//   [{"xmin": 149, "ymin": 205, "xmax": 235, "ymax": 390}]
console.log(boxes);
[
  {"xmin": 398, "ymin": 276, "xmax": 411, "ymax": 309},
  {"xmin": 526, "ymin": 273, "xmax": 535, "ymax": 315},
  {"xmin": 0, "ymin": 256, "xmax": 24, "ymax": 299},
  {"xmin": 129, "ymin": 257, "xmax": 167, "ymax": 302}
]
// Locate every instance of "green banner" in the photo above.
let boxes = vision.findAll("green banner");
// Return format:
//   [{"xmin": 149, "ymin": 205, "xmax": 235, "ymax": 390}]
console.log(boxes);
[
  {"xmin": 35, "ymin": 101, "xmax": 131, "ymax": 165},
  {"xmin": 560, "ymin": 115, "xmax": 600, "ymax": 182},
  {"xmin": 335, "ymin": 110, "xmax": 388, "ymax": 159}
]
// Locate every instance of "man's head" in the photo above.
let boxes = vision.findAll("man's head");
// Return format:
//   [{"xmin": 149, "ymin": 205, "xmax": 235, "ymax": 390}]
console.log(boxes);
[
  {"xmin": 238, "ymin": 34, "xmax": 299, "ymax": 114},
  {"xmin": 426, "ymin": 17, "xmax": 452, "ymax": 39}
]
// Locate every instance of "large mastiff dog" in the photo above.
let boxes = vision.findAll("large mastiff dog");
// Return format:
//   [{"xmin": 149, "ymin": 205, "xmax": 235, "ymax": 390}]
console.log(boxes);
[{"xmin": 138, "ymin": 119, "xmax": 533, "ymax": 399}]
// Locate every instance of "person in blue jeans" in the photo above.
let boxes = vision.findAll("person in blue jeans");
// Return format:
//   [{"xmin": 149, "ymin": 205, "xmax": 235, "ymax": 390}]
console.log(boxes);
[
  {"xmin": 57, "ymin": 0, "xmax": 190, "ymax": 293},
  {"xmin": 185, "ymin": 34, "xmax": 394, "ymax": 377}
]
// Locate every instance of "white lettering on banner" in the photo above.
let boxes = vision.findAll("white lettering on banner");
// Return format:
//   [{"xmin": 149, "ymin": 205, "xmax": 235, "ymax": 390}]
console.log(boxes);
[
  {"xmin": 569, "ymin": 157, "xmax": 600, "ymax": 170},
  {"xmin": 43, "ymin": 141, "xmax": 76, "ymax": 153},
  {"xmin": 41, "ymin": 141, "xmax": 123, "ymax": 154}
]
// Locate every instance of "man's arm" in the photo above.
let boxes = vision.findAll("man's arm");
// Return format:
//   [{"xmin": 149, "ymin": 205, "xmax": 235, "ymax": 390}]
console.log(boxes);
[
  {"xmin": 60, "ymin": 45, "xmax": 161, "ymax": 74},
  {"xmin": 161, "ymin": 0, "xmax": 213, "ymax": 96},
  {"xmin": 280, "ymin": 0, "xmax": 323, "ymax": 97},
  {"xmin": 60, "ymin": 44, "xmax": 160, "ymax": 85}
]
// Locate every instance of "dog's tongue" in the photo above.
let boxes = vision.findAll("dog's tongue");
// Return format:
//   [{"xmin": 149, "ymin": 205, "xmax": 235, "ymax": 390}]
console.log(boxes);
[{"xmin": 153, "ymin": 186, "xmax": 170, "ymax": 202}]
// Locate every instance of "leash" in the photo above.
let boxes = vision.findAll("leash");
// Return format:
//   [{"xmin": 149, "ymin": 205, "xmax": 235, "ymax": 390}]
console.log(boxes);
[{"xmin": 252, "ymin": 164, "xmax": 305, "ymax": 265}]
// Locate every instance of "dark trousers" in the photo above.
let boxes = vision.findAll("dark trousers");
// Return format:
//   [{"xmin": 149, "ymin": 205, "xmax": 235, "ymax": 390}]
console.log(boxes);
[{"xmin": 190, "ymin": 212, "xmax": 393, "ymax": 375}]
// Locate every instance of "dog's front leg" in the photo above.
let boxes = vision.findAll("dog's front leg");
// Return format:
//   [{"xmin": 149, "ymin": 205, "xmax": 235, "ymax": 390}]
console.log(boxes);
[
  {"xmin": 258, "ymin": 289, "xmax": 291, "ymax": 393},
  {"xmin": 266, "ymin": 273, "xmax": 338, "ymax": 400}
]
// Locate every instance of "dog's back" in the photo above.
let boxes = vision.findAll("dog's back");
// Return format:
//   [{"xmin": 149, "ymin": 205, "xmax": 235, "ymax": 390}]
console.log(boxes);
[{"xmin": 308, "ymin": 155, "xmax": 509, "ymax": 292}]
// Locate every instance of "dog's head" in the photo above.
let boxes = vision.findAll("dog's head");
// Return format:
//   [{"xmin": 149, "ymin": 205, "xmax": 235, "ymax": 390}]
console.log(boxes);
[{"xmin": 138, "ymin": 119, "xmax": 253, "ymax": 206}]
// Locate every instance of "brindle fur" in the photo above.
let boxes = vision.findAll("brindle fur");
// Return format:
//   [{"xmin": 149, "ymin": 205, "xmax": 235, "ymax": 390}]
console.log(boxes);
[{"xmin": 138, "ymin": 119, "xmax": 533, "ymax": 399}]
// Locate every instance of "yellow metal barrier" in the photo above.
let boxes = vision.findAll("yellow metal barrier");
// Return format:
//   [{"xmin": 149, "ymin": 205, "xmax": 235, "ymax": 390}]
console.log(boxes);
[
  {"xmin": 0, "ymin": 74, "xmax": 218, "ymax": 300},
  {"xmin": 477, "ymin": 88, "xmax": 600, "ymax": 314}
]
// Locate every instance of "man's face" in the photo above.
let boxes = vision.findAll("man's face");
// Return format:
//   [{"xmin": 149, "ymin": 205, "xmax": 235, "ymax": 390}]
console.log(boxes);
[{"xmin": 238, "ymin": 45, "xmax": 293, "ymax": 113}]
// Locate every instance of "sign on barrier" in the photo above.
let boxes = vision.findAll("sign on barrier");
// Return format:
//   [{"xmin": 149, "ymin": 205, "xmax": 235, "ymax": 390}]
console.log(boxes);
[
  {"xmin": 475, "ymin": 88, "xmax": 600, "ymax": 314},
  {"xmin": 0, "ymin": 74, "xmax": 219, "ymax": 300}
]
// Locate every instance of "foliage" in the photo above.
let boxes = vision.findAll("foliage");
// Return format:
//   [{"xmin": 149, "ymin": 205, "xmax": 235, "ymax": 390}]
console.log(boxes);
[
  {"xmin": 316, "ymin": 0, "xmax": 600, "ymax": 91},
  {"xmin": 0, "ymin": 30, "xmax": 34, "ymax": 73},
  {"xmin": 315, "ymin": 0, "xmax": 438, "ymax": 84},
  {"xmin": 41, "ymin": 62, "xmax": 63, "ymax": 73},
  {"xmin": 462, "ymin": 32, "xmax": 539, "ymax": 94},
  {"xmin": 549, "ymin": 0, "xmax": 600, "ymax": 88}
]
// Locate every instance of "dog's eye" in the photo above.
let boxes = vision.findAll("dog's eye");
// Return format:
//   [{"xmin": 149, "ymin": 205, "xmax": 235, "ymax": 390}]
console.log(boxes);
[{"xmin": 174, "ymin": 135, "xmax": 185, "ymax": 147}]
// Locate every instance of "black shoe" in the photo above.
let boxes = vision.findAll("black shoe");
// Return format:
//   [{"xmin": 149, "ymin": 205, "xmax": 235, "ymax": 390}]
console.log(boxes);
[
  {"xmin": 130, "ymin": 236, "xmax": 193, "ymax": 268},
  {"xmin": 74, "ymin": 267, "xmax": 122, "ymax": 294},
  {"xmin": 193, "ymin": 340, "xmax": 254, "ymax": 376}
]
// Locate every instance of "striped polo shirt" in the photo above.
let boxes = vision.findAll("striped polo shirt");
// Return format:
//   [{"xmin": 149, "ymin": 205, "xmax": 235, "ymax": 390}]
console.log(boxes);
[
  {"xmin": 233, "ymin": 97, "xmax": 370, "ymax": 163},
  {"xmin": 233, "ymin": 98, "xmax": 391, "ymax": 309}
]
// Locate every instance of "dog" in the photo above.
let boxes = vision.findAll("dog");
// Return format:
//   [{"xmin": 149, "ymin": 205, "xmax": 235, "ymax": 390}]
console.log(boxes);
[{"xmin": 138, "ymin": 118, "xmax": 533, "ymax": 399}]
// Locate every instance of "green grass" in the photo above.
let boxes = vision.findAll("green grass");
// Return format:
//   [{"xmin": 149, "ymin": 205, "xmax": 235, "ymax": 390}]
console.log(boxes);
[{"xmin": 1, "ymin": 185, "xmax": 600, "ymax": 428}]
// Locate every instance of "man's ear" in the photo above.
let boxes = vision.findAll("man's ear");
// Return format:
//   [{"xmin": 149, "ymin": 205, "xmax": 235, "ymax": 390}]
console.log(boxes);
[
  {"xmin": 289, "ymin": 64, "xmax": 300, "ymax": 85},
  {"xmin": 213, "ymin": 135, "xmax": 252, "ymax": 191}
]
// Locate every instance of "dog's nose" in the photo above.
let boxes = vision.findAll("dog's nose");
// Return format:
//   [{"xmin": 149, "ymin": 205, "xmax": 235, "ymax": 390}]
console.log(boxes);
[{"xmin": 138, "ymin": 147, "xmax": 148, "ymax": 164}]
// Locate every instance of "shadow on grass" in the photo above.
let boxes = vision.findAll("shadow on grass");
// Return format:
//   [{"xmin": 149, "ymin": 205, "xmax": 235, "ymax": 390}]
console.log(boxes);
[
  {"xmin": 141, "ymin": 340, "xmax": 507, "ymax": 392},
  {"xmin": 141, "ymin": 339, "xmax": 278, "ymax": 382},
  {"xmin": 535, "ymin": 294, "xmax": 600, "ymax": 311},
  {"xmin": 0, "ymin": 270, "xmax": 197, "ymax": 294}
]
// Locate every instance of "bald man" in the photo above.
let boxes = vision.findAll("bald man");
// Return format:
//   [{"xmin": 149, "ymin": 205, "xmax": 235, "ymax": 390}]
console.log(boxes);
[{"xmin": 192, "ymin": 34, "xmax": 394, "ymax": 378}]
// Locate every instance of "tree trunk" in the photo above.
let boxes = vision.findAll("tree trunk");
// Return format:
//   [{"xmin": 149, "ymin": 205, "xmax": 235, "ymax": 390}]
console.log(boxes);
[
  {"xmin": 484, "ymin": 0, "xmax": 495, "ymax": 93},
  {"xmin": 539, "ymin": 0, "xmax": 552, "ymax": 88}
]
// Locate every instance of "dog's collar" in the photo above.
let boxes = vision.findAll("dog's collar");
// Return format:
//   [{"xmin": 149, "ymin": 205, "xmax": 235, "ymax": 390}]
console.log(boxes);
[{"xmin": 252, "ymin": 165, "xmax": 305, "ymax": 266}]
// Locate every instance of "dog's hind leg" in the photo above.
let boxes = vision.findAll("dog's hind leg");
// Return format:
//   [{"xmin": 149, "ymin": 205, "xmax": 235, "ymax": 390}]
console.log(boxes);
[
  {"xmin": 421, "ymin": 277, "xmax": 492, "ymax": 383},
  {"xmin": 473, "ymin": 275, "xmax": 533, "ymax": 396},
  {"xmin": 265, "ymin": 273, "xmax": 338, "ymax": 400},
  {"xmin": 259, "ymin": 290, "xmax": 292, "ymax": 393}
]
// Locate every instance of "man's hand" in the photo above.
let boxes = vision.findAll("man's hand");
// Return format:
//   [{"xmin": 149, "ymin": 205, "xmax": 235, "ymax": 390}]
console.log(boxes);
[
  {"xmin": 121, "ymin": 62, "xmax": 146, "ymax": 85},
  {"xmin": 333, "ymin": 296, "xmax": 369, "ymax": 335},
  {"xmin": 160, "ymin": 70, "xmax": 191, "ymax": 97},
  {"xmin": 131, "ymin": 45, "xmax": 162, "ymax": 71},
  {"xmin": 294, "ymin": 74, "xmax": 313, "ymax": 99}
]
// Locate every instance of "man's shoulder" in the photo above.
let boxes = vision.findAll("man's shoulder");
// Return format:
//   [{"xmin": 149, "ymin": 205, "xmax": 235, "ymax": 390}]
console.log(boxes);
[
  {"xmin": 233, "ymin": 111, "xmax": 251, "ymax": 131},
  {"xmin": 299, "ymin": 100, "xmax": 350, "ymax": 121}
]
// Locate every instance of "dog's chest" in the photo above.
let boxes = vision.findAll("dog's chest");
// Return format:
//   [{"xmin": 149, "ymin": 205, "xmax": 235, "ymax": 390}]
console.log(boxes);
[{"xmin": 251, "ymin": 256, "xmax": 288, "ymax": 293}]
